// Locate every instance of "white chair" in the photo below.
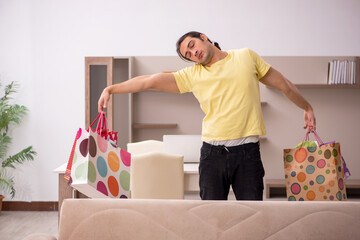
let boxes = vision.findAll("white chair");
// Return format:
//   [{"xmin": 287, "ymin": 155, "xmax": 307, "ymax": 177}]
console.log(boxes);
[
  {"xmin": 127, "ymin": 140, "xmax": 164, "ymax": 155},
  {"xmin": 130, "ymin": 152, "xmax": 184, "ymax": 199}
]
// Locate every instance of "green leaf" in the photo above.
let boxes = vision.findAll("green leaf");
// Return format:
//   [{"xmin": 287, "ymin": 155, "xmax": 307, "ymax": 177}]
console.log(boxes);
[
  {"xmin": 0, "ymin": 134, "xmax": 11, "ymax": 160},
  {"xmin": 0, "ymin": 81, "xmax": 17, "ymax": 103},
  {"xmin": 0, "ymin": 104, "xmax": 28, "ymax": 134},
  {"xmin": 0, "ymin": 81, "xmax": 28, "ymax": 135},
  {"xmin": 2, "ymin": 146, "xmax": 36, "ymax": 168}
]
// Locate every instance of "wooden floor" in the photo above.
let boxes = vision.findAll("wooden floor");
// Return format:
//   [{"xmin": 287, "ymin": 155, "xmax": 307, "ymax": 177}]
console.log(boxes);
[{"xmin": 0, "ymin": 211, "xmax": 58, "ymax": 240}]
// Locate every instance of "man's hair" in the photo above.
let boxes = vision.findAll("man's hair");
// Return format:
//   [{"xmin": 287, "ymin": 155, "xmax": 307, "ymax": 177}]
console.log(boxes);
[{"xmin": 176, "ymin": 31, "xmax": 221, "ymax": 62}]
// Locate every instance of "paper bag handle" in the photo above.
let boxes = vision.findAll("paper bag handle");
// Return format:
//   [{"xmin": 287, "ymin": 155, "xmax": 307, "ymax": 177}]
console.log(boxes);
[
  {"xmin": 302, "ymin": 130, "xmax": 351, "ymax": 180},
  {"xmin": 300, "ymin": 129, "xmax": 324, "ymax": 148},
  {"xmin": 89, "ymin": 112, "xmax": 118, "ymax": 145},
  {"xmin": 89, "ymin": 112, "xmax": 105, "ymax": 132}
]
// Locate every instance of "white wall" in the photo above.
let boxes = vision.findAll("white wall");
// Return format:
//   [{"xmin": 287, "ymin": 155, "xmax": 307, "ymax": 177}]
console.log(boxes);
[{"xmin": 0, "ymin": 0, "xmax": 359, "ymax": 201}]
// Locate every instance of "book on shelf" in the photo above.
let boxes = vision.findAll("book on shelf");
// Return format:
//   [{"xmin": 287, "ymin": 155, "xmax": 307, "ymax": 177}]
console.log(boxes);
[{"xmin": 327, "ymin": 59, "xmax": 356, "ymax": 85}]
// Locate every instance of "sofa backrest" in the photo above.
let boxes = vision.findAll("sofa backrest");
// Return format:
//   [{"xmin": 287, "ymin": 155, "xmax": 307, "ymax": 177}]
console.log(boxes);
[{"xmin": 58, "ymin": 199, "xmax": 360, "ymax": 240}]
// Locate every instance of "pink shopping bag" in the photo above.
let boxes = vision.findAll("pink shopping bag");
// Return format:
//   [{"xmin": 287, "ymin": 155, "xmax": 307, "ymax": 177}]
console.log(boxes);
[{"xmin": 65, "ymin": 113, "xmax": 131, "ymax": 198}]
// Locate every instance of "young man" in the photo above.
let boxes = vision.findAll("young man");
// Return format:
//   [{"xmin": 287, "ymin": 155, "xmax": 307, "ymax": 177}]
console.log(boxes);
[{"xmin": 98, "ymin": 31, "xmax": 316, "ymax": 201}]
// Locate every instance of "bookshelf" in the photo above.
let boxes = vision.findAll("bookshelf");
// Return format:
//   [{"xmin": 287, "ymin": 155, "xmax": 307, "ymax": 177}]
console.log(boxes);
[
  {"xmin": 262, "ymin": 56, "xmax": 360, "ymax": 88},
  {"xmin": 294, "ymin": 84, "xmax": 360, "ymax": 89}
]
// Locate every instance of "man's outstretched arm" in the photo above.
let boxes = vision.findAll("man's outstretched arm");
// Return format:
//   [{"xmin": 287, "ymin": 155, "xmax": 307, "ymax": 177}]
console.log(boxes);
[
  {"xmin": 98, "ymin": 73, "xmax": 179, "ymax": 112},
  {"xmin": 260, "ymin": 67, "xmax": 316, "ymax": 131}
]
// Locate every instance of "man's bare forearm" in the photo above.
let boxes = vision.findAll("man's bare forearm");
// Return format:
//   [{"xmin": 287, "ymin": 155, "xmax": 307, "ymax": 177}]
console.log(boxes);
[
  {"xmin": 282, "ymin": 78, "xmax": 313, "ymax": 112},
  {"xmin": 260, "ymin": 67, "xmax": 316, "ymax": 130}
]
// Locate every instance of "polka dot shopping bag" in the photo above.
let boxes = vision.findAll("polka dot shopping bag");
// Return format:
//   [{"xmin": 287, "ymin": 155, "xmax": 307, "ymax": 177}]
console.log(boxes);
[
  {"xmin": 283, "ymin": 130, "xmax": 347, "ymax": 201},
  {"xmin": 64, "ymin": 112, "xmax": 131, "ymax": 198}
]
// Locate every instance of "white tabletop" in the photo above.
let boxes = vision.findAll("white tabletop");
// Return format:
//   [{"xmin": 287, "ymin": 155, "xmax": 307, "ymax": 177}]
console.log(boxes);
[
  {"xmin": 53, "ymin": 162, "xmax": 68, "ymax": 173},
  {"xmin": 183, "ymin": 163, "xmax": 199, "ymax": 173},
  {"xmin": 54, "ymin": 162, "xmax": 199, "ymax": 174}
]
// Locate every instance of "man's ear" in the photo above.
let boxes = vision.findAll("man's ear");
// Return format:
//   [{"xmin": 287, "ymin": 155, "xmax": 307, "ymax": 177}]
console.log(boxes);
[{"xmin": 200, "ymin": 34, "xmax": 208, "ymax": 41}]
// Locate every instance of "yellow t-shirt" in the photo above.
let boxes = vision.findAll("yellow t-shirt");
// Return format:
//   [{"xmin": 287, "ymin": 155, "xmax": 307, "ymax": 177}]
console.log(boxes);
[{"xmin": 173, "ymin": 48, "xmax": 271, "ymax": 142}]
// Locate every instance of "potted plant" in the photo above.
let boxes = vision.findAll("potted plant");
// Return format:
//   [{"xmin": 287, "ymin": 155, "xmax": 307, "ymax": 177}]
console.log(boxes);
[{"xmin": 0, "ymin": 81, "xmax": 36, "ymax": 213}]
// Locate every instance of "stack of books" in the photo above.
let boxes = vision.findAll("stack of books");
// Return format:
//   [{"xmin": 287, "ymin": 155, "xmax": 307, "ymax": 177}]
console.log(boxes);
[{"xmin": 327, "ymin": 59, "xmax": 356, "ymax": 85}]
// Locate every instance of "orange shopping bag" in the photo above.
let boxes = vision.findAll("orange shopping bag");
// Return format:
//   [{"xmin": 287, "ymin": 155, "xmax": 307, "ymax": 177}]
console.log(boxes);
[{"xmin": 283, "ymin": 130, "xmax": 347, "ymax": 201}]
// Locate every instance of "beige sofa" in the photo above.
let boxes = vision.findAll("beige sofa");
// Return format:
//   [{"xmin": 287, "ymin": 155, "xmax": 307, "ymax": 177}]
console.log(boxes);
[{"xmin": 25, "ymin": 199, "xmax": 360, "ymax": 240}]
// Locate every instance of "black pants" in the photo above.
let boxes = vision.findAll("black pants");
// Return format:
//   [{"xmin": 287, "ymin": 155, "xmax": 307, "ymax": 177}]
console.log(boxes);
[{"xmin": 199, "ymin": 141, "xmax": 265, "ymax": 200}]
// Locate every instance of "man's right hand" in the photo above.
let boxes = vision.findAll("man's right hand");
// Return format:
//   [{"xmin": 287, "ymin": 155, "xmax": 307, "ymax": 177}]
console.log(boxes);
[
  {"xmin": 98, "ymin": 88, "xmax": 110, "ymax": 113},
  {"xmin": 304, "ymin": 109, "xmax": 316, "ymax": 133}
]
